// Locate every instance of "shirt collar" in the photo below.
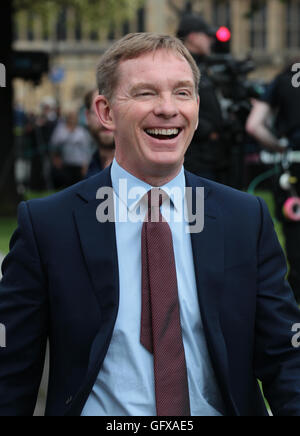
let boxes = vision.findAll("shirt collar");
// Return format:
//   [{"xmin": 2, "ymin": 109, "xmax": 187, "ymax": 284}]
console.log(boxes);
[{"xmin": 111, "ymin": 158, "xmax": 185, "ymax": 213}]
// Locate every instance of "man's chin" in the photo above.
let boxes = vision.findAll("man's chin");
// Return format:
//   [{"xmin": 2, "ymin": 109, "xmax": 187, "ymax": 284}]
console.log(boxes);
[
  {"xmin": 145, "ymin": 155, "xmax": 184, "ymax": 175},
  {"xmin": 100, "ymin": 143, "xmax": 115, "ymax": 150}
]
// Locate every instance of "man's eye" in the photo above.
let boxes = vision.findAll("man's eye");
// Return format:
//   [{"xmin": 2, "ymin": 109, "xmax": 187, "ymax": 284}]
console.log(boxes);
[
  {"xmin": 177, "ymin": 90, "xmax": 191, "ymax": 97},
  {"xmin": 136, "ymin": 92, "xmax": 154, "ymax": 97}
]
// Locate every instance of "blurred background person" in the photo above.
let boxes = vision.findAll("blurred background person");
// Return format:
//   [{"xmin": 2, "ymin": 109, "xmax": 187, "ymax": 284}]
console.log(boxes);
[
  {"xmin": 13, "ymin": 102, "xmax": 29, "ymax": 192},
  {"xmin": 50, "ymin": 107, "xmax": 92, "ymax": 189},
  {"xmin": 246, "ymin": 60, "xmax": 300, "ymax": 303},
  {"xmin": 30, "ymin": 97, "xmax": 59, "ymax": 191},
  {"xmin": 84, "ymin": 89, "xmax": 115, "ymax": 177},
  {"xmin": 177, "ymin": 14, "xmax": 230, "ymax": 185}
]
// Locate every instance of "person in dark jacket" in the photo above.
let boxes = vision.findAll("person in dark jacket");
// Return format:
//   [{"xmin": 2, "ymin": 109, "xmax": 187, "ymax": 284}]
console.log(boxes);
[
  {"xmin": 177, "ymin": 14, "xmax": 230, "ymax": 184},
  {"xmin": 246, "ymin": 60, "xmax": 300, "ymax": 303},
  {"xmin": 84, "ymin": 90, "xmax": 115, "ymax": 178}
]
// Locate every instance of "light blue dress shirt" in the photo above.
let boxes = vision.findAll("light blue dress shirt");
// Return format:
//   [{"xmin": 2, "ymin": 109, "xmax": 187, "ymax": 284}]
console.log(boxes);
[{"xmin": 81, "ymin": 159, "xmax": 225, "ymax": 416}]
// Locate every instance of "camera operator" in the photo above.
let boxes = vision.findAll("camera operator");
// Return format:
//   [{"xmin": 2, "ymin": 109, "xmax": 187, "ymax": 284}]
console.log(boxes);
[
  {"xmin": 246, "ymin": 61, "xmax": 300, "ymax": 303},
  {"xmin": 177, "ymin": 14, "xmax": 230, "ymax": 184}
]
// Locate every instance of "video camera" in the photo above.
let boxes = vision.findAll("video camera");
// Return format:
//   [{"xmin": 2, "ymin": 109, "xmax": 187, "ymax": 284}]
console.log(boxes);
[
  {"xmin": 200, "ymin": 53, "xmax": 266, "ymax": 189},
  {"xmin": 204, "ymin": 54, "xmax": 266, "ymax": 143},
  {"xmin": 12, "ymin": 51, "xmax": 49, "ymax": 85},
  {"xmin": 206, "ymin": 54, "xmax": 263, "ymax": 101}
]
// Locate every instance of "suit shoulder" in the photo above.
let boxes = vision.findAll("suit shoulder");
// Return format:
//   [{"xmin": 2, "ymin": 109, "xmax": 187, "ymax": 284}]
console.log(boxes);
[
  {"xmin": 185, "ymin": 171, "xmax": 263, "ymax": 232},
  {"xmin": 186, "ymin": 170, "xmax": 259, "ymax": 206},
  {"xmin": 26, "ymin": 181, "xmax": 85, "ymax": 213},
  {"xmin": 208, "ymin": 179, "xmax": 258, "ymax": 204},
  {"xmin": 26, "ymin": 169, "xmax": 110, "ymax": 216}
]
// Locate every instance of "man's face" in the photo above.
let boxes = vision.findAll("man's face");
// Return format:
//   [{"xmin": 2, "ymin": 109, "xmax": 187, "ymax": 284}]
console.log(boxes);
[
  {"xmin": 86, "ymin": 93, "xmax": 114, "ymax": 148},
  {"xmin": 95, "ymin": 50, "xmax": 199, "ymax": 180},
  {"xmin": 66, "ymin": 111, "xmax": 78, "ymax": 129},
  {"xmin": 188, "ymin": 32, "xmax": 214, "ymax": 56}
]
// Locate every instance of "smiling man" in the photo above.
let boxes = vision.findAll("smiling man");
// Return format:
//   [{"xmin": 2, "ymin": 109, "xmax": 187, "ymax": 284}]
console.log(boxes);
[
  {"xmin": 95, "ymin": 38, "xmax": 200, "ymax": 185},
  {"xmin": 1, "ymin": 33, "xmax": 300, "ymax": 417}
]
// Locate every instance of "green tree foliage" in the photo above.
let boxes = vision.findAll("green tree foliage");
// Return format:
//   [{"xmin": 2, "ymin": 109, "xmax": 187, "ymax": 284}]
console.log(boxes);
[{"xmin": 13, "ymin": 0, "xmax": 145, "ymax": 28}]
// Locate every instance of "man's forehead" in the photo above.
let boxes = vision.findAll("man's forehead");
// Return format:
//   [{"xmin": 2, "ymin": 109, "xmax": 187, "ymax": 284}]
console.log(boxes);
[
  {"xmin": 118, "ymin": 50, "xmax": 194, "ymax": 83},
  {"xmin": 120, "ymin": 49, "xmax": 190, "ymax": 68}
]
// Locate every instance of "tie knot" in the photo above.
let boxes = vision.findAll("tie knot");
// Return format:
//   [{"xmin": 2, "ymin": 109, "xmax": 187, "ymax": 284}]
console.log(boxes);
[
  {"xmin": 147, "ymin": 188, "xmax": 168, "ymax": 212},
  {"xmin": 145, "ymin": 188, "xmax": 168, "ymax": 223}
]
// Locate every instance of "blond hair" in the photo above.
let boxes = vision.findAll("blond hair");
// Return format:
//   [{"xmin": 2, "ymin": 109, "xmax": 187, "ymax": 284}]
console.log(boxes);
[{"xmin": 97, "ymin": 33, "xmax": 200, "ymax": 101}]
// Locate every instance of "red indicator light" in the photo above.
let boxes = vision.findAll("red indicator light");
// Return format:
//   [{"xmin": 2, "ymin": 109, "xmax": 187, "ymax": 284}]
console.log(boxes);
[{"xmin": 216, "ymin": 26, "xmax": 231, "ymax": 42}]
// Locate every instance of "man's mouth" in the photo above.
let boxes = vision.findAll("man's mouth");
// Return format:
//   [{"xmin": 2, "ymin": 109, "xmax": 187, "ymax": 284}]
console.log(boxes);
[{"xmin": 145, "ymin": 128, "xmax": 181, "ymax": 140}]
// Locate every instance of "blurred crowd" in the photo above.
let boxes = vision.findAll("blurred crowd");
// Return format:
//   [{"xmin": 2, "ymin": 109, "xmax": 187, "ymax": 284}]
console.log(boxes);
[
  {"xmin": 13, "ymin": 86, "xmax": 261, "ymax": 195},
  {"xmin": 14, "ymin": 90, "xmax": 115, "ymax": 193}
]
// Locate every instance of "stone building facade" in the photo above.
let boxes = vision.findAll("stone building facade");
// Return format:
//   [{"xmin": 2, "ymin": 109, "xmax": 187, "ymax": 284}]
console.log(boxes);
[{"xmin": 13, "ymin": 0, "xmax": 300, "ymax": 112}]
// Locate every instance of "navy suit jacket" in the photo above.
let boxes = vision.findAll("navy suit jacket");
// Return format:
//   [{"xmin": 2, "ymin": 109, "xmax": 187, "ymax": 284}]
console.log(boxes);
[{"xmin": 1, "ymin": 166, "xmax": 300, "ymax": 416}]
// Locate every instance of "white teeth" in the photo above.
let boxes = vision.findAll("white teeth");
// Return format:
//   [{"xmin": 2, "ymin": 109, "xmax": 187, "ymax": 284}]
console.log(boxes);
[{"xmin": 146, "ymin": 128, "xmax": 179, "ymax": 136}]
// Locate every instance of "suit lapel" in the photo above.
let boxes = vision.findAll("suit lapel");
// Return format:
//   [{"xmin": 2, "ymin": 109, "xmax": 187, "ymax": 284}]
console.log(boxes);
[
  {"xmin": 68, "ymin": 167, "xmax": 120, "ymax": 415},
  {"xmin": 185, "ymin": 171, "xmax": 239, "ymax": 416},
  {"xmin": 73, "ymin": 167, "xmax": 119, "ymax": 319},
  {"xmin": 73, "ymin": 200, "xmax": 119, "ymax": 318},
  {"xmin": 73, "ymin": 168, "xmax": 119, "ymax": 376}
]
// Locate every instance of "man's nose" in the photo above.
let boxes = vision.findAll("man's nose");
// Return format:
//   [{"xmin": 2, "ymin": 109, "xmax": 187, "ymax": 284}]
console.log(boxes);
[{"xmin": 153, "ymin": 95, "xmax": 179, "ymax": 118}]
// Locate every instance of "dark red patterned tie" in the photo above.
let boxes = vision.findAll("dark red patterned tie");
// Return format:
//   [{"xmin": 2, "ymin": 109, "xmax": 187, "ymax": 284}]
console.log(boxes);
[{"xmin": 140, "ymin": 188, "xmax": 190, "ymax": 416}]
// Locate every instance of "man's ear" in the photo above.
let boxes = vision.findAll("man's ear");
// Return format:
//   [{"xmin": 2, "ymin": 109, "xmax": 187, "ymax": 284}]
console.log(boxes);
[
  {"xmin": 94, "ymin": 95, "xmax": 115, "ymax": 132},
  {"xmin": 195, "ymin": 95, "xmax": 200, "ymax": 131}
]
